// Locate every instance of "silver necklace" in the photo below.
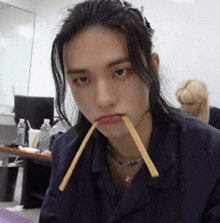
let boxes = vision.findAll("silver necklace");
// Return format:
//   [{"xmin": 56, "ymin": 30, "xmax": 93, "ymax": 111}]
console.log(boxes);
[
  {"xmin": 125, "ymin": 164, "xmax": 143, "ymax": 182},
  {"xmin": 107, "ymin": 144, "xmax": 143, "ymax": 167},
  {"xmin": 107, "ymin": 143, "xmax": 144, "ymax": 182}
]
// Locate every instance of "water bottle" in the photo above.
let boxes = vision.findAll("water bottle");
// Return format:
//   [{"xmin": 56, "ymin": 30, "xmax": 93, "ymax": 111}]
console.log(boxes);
[
  {"xmin": 38, "ymin": 119, "xmax": 51, "ymax": 152},
  {"xmin": 16, "ymin": 118, "xmax": 26, "ymax": 145}
]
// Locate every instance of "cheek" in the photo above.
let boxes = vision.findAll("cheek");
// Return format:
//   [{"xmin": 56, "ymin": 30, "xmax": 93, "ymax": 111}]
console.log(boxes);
[
  {"xmin": 129, "ymin": 85, "xmax": 149, "ymax": 110},
  {"xmin": 73, "ymin": 92, "xmax": 90, "ymax": 111},
  {"xmin": 128, "ymin": 77, "xmax": 149, "ymax": 98},
  {"xmin": 194, "ymin": 106, "xmax": 201, "ymax": 114},
  {"xmin": 68, "ymin": 86, "xmax": 91, "ymax": 113},
  {"xmin": 136, "ymin": 82, "xmax": 149, "ymax": 101},
  {"xmin": 192, "ymin": 104, "xmax": 199, "ymax": 111}
]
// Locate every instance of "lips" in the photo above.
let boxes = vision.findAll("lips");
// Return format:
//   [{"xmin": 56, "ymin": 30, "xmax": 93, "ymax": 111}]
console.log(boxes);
[{"xmin": 97, "ymin": 114, "xmax": 123, "ymax": 124}]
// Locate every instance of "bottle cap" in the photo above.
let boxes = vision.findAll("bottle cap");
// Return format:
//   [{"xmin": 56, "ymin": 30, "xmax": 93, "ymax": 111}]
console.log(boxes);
[
  {"xmin": 20, "ymin": 118, "xmax": 25, "ymax": 122},
  {"xmin": 44, "ymin": 119, "xmax": 50, "ymax": 124}
]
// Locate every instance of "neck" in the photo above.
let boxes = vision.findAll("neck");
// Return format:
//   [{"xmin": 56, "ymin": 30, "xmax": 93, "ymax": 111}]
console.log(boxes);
[{"xmin": 107, "ymin": 112, "xmax": 153, "ymax": 162}]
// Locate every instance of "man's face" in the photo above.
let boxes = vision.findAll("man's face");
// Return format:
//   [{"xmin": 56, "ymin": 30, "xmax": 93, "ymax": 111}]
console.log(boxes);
[{"xmin": 63, "ymin": 26, "xmax": 152, "ymax": 138}]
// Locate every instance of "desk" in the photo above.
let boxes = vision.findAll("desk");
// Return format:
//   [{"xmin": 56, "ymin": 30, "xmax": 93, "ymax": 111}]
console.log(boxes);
[{"xmin": 0, "ymin": 147, "xmax": 51, "ymax": 209}]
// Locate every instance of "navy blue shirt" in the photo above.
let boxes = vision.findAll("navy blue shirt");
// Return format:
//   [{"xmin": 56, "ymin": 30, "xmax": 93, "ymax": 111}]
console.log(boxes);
[
  {"xmin": 90, "ymin": 118, "xmax": 179, "ymax": 222},
  {"xmin": 209, "ymin": 106, "xmax": 220, "ymax": 130},
  {"xmin": 40, "ymin": 113, "xmax": 220, "ymax": 222}
]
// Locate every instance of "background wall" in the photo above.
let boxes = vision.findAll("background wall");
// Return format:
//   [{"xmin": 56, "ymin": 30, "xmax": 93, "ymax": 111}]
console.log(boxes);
[
  {"xmin": 0, "ymin": 4, "xmax": 35, "ymax": 106},
  {"xmin": 0, "ymin": 1, "xmax": 35, "ymax": 145},
  {"xmin": 30, "ymin": 0, "xmax": 220, "ymax": 109},
  {"xmin": 1, "ymin": 0, "xmax": 220, "ymax": 119},
  {"xmin": 137, "ymin": 0, "xmax": 220, "ymax": 108},
  {"xmin": 0, "ymin": 0, "xmax": 36, "ymax": 12}
]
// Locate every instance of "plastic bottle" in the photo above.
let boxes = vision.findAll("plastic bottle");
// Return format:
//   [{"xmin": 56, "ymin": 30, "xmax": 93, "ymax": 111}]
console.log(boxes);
[
  {"xmin": 38, "ymin": 119, "xmax": 51, "ymax": 152},
  {"xmin": 16, "ymin": 118, "xmax": 26, "ymax": 145}
]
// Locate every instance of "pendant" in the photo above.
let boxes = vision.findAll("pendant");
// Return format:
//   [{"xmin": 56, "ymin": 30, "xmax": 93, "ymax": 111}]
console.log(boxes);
[{"xmin": 125, "ymin": 176, "xmax": 132, "ymax": 182}]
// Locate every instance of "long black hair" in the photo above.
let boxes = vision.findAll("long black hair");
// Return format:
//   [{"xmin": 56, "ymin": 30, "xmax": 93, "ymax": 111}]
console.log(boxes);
[{"xmin": 52, "ymin": 0, "xmax": 179, "ymax": 133}]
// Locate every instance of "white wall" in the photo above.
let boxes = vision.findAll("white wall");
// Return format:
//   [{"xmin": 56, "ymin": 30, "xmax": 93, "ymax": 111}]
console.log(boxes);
[
  {"xmin": 28, "ymin": 0, "xmax": 83, "ymax": 119},
  {"xmin": 0, "ymin": 0, "xmax": 36, "ymax": 12},
  {"xmin": 135, "ymin": 0, "xmax": 220, "ymax": 108},
  {"xmin": 29, "ymin": 0, "xmax": 220, "ymax": 111},
  {"xmin": 0, "ymin": 5, "xmax": 34, "ymax": 106},
  {"xmin": 28, "ymin": 0, "xmax": 84, "ymax": 98}
]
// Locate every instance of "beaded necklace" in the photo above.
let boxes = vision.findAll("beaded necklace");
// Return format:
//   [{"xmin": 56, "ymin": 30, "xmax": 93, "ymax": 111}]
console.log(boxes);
[
  {"xmin": 107, "ymin": 143, "xmax": 143, "ymax": 168},
  {"xmin": 107, "ymin": 143, "xmax": 144, "ymax": 182}
]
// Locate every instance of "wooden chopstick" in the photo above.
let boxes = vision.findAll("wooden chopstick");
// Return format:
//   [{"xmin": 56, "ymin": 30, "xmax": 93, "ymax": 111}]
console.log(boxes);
[
  {"xmin": 121, "ymin": 115, "xmax": 159, "ymax": 178},
  {"xmin": 59, "ymin": 121, "xmax": 98, "ymax": 191},
  {"xmin": 59, "ymin": 114, "xmax": 159, "ymax": 192}
]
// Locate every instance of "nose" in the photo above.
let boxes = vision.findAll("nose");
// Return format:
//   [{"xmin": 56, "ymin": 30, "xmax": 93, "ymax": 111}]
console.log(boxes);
[{"xmin": 95, "ymin": 79, "xmax": 117, "ymax": 109}]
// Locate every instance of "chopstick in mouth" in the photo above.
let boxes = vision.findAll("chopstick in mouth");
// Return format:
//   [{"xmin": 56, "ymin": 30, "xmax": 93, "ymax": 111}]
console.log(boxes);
[
  {"xmin": 59, "ymin": 121, "xmax": 98, "ymax": 191},
  {"xmin": 59, "ymin": 115, "xmax": 158, "ymax": 192},
  {"xmin": 121, "ymin": 115, "xmax": 159, "ymax": 178}
]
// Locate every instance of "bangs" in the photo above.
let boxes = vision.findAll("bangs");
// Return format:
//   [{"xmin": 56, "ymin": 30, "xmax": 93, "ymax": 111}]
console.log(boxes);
[{"xmin": 178, "ymin": 89, "xmax": 194, "ymax": 103}]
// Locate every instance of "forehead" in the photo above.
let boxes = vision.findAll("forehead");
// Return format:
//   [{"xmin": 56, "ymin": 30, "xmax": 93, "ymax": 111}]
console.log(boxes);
[{"xmin": 63, "ymin": 26, "xmax": 129, "ymax": 69}]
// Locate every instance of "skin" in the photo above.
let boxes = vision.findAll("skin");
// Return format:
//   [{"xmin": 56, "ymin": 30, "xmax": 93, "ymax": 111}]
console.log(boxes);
[
  {"xmin": 63, "ymin": 26, "xmax": 159, "ymax": 161},
  {"xmin": 180, "ymin": 100, "xmax": 201, "ymax": 117}
]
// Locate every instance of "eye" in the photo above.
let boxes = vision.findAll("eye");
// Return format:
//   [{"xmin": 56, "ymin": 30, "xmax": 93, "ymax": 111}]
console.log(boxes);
[
  {"xmin": 71, "ymin": 77, "xmax": 90, "ymax": 87},
  {"xmin": 78, "ymin": 77, "xmax": 88, "ymax": 83},
  {"xmin": 115, "ymin": 69, "xmax": 125, "ymax": 77},
  {"xmin": 73, "ymin": 77, "xmax": 88, "ymax": 84},
  {"xmin": 114, "ymin": 68, "xmax": 133, "ymax": 78}
]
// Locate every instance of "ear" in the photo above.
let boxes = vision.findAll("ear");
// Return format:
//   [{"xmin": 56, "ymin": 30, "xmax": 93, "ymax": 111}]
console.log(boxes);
[{"xmin": 151, "ymin": 53, "xmax": 160, "ymax": 74}]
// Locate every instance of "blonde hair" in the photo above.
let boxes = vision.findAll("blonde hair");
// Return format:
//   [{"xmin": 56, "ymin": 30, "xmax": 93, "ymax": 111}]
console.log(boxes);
[{"xmin": 176, "ymin": 79, "xmax": 209, "ymax": 122}]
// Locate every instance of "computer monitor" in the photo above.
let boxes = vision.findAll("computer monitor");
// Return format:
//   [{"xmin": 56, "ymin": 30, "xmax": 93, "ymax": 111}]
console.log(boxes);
[{"xmin": 14, "ymin": 95, "xmax": 54, "ymax": 143}]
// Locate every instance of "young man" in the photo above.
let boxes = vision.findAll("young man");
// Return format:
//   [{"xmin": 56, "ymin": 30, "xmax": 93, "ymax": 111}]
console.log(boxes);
[{"xmin": 40, "ymin": 1, "xmax": 220, "ymax": 222}]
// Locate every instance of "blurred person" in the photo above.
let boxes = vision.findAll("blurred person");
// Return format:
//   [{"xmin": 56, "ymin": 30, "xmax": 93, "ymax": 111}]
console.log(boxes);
[{"xmin": 176, "ymin": 79, "xmax": 220, "ymax": 130}]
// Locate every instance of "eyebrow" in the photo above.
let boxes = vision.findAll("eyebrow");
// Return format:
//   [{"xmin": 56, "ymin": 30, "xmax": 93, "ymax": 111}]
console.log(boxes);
[
  {"xmin": 66, "ymin": 57, "xmax": 131, "ymax": 75},
  {"xmin": 67, "ymin": 68, "xmax": 89, "ymax": 75},
  {"xmin": 107, "ymin": 57, "xmax": 130, "ymax": 68}
]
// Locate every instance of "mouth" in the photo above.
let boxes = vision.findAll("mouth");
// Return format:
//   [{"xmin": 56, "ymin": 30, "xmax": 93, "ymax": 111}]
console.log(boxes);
[{"xmin": 96, "ymin": 114, "xmax": 124, "ymax": 124}]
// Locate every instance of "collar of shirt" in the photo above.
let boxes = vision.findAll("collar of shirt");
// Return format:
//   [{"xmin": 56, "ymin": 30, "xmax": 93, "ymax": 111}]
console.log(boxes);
[
  {"xmin": 89, "ymin": 117, "xmax": 180, "ymax": 221},
  {"xmin": 90, "ymin": 116, "xmax": 180, "ymax": 190}
]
